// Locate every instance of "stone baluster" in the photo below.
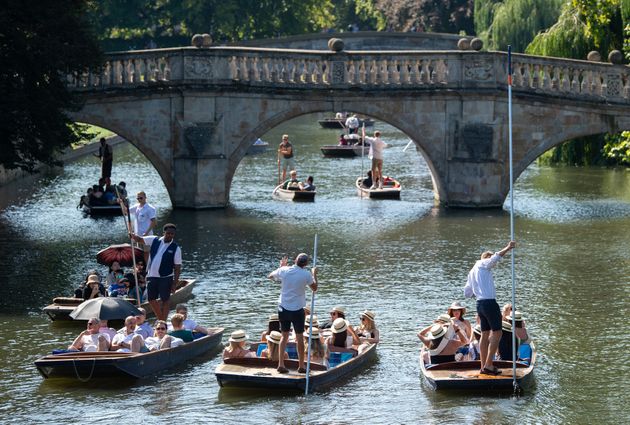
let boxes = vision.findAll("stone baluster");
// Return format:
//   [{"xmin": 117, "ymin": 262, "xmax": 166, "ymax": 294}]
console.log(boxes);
[
  {"xmin": 422, "ymin": 60, "xmax": 431, "ymax": 84},
  {"xmin": 399, "ymin": 59, "xmax": 409, "ymax": 84},
  {"xmin": 551, "ymin": 66, "xmax": 560, "ymax": 90},
  {"xmin": 358, "ymin": 60, "xmax": 367, "ymax": 85},
  {"xmin": 295, "ymin": 60, "xmax": 306, "ymax": 83},
  {"xmin": 560, "ymin": 67, "xmax": 570, "ymax": 91},
  {"xmin": 624, "ymin": 74, "xmax": 630, "ymax": 99},
  {"xmin": 129, "ymin": 59, "xmax": 138, "ymax": 83},
  {"xmin": 591, "ymin": 70, "xmax": 602, "ymax": 95},
  {"xmin": 531, "ymin": 64, "xmax": 540, "ymax": 89},
  {"xmin": 541, "ymin": 65, "xmax": 550, "ymax": 90},
  {"xmin": 121, "ymin": 60, "xmax": 129, "ymax": 84},
  {"xmin": 390, "ymin": 60, "xmax": 400, "ymax": 84},
  {"xmin": 580, "ymin": 70, "xmax": 591, "ymax": 94},
  {"xmin": 352, "ymin": 60, "xmax": 360, "ymax": 85},
  {"xmin": 247, "ymin": 56, "xmax": 257, "ymax": 82},
  {"xmin": 228, "ymin": 56, "xmax": 237, "ymax": 79},
  {"xmin": 521, "ymin": 63, "xmax": 531, "ymax": 88},
  {"xmin": 346, "ymin": 61, "xmax": 355, "ymax": 84},
  {"xmin": 142, "ymin": 58, "xmax": 150, "ymax": 82},
  {"xmin": 260, "ymin": 58, "xmax": 269, "ymax": 82},
  {"xmin": 430, "ymin": 60, "xmax": 438, "ymax": 84},
  {"xmin": 568, "ymin": 68, "xmax": 578, "ymax": 93}
]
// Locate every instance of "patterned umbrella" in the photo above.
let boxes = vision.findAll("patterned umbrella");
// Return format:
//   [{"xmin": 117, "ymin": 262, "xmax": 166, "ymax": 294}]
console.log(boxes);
[
  {"xmin": 70, "ymin": 298, "xmax": 142, "ymax": 321},
  {"xmin": 96, "ymin": 243, "xmax": 144, "ymax": 267}
]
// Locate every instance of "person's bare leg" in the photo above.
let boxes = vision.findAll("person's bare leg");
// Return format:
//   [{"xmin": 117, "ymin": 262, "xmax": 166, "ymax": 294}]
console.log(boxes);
[
  {"xmin": 278, "ymin": 331, "xmax": 289, "ymax": 371},
  {"xmin": 485, "ymin": 330, "xmax": 503, "ymax": 370},
  {"xmin": 131, "ymin": 334, "xmax": 144, "ymax": 352},
  {"xmin": 296, "ymin": 333, "xmax": 305, "ymax": 370},
  {"xmin": 98, "ymin": 335, "xmax": 109, "ymax": 351},
  {"xmin": 160, "ymin": 300, "xmax": 170, "ymax": 322},
  {"xmin": 160, "ymin": 335, "xmax": 173, "ymax": 349},
  {"xmin": 479, "ymin": 330, "xmax": 490, "ymax": 371}
]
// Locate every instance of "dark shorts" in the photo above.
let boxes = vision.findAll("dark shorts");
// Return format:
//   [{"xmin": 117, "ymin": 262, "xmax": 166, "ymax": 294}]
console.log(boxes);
[
  {"xmin": 476, "ymin": 299, "xmax": 502, "ymax": 332},
  {"xmin": 147, "ymin": 276, "xmax": 173, "ymax": 302},
  {"xmin": 278, "ymin": 306, "xmax": 305, "ymax": 334}
]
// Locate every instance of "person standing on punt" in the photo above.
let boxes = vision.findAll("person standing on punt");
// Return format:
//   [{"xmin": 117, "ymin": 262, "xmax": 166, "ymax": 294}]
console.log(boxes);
[
  {"xmin": 268, "ymin": 253, "xmax": 318, "ymax": 374},
  {"xmin": 364, "ymin": 131, "xmax": 388, "ymax": 190},
  {"xmin": 120, "ymin": 191, "xmax": 157, "ymax": 237},
  {"xmin": 94, "ymin": 137, "xmax": 113, "ymax": 183},
  {"xmin": 277, "ymin": 134, "xmax": 296, "ymax": 183},
  {"xmin": 130, "ymin": 223, "xmax": 182, "ymax": 321},
  {"xmin": 463, "ymin": 240, "xmax": 516, "ymax": 375}
]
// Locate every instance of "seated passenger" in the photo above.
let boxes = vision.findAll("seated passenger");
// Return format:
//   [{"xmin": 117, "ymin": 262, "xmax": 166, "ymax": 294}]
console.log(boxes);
[
  {"xmin": 325, "ymin": 318, "xmax": 360, "ymax": 350},
  {"xmin": 168, "ymin": 313, "xmax": 194, "ymax": 342},
  {"xmin": 77, "ymin": 188, "xmax": 93, "ymax": 209},
  {"xmin": 174, "ymin": 304, "xmax": 209, "ymax": 335},
  {"xmin": 339, "ymin": 134, "xmax": 348, "ymax": 145},
  {"xmin": 304, "ymin": 314, "xmax": 320, "ymax": 328},
  {"xmin": 361, "ymin": 171, "xmax": 373, "ymax": 189},
  {"xmin": 145, "ymin": 320, "xmax": 183, "ymax": 351},
  {"xmin": 502, "ymin": 303, "xmax": 513, "ymax": 321},
  {"xmin": 282, "ymin": 170, "xmax": 301, "ymax": 190},
  {"xmin": 303, "ymin": 327, "xmax": 327, "ymax": 364},
  {"xmin": 68, "ymin": 318, "xmax": 110, "ymax": 352},
  {"xmin": 82, "ymin": 274, "xmax": 106, "ymax": 300},
  {"xmin": 116, "ymin": 181, "xmax": 128, "ymax": 200},
  {"xmin": 261, "ymin": 313, "xmax": 280, "ymax": 342},
  {"xmin": 321, "ymin": 306, "xmax": 346, "ymax": 329},
  {"xmin": 356, "ymin": 310, "xmax": 380, "ymax": 344},
  {"xmin": 462, "ymin": 324, "xmax": 482, "ymax": 361},
  {"xmin": 97, "ymin": 319, "xmax": 117, "ymax": 340},
  {"xmin": 447, "ymin": 301, "xmax": 472, "ymax": 340},
  {"xmin": 513, "ymin": 311, "xmax": 530, "ymax": 344},
  {"xmin": 106, "ymin": 261, "xmax": 126, "ymax": 294},
  {"xmin": 223, "ymin": 330, "xmax": 255, "ymax": 360},
  {"xmin": 261, "ymin": 331, "xmax": 288, "ymax": 362},
  {"xmin": 111, "ymin": 316, "xmax": 146, "ymax": 353},
  {"xmin": 124, "ymin": 261, "xmax": 146, "ymax": 300},
  {"xmin": 497, "ymin": 320, "xmax": 519, "ymax": 361},
  {"xmin": 418, "ymin": 323, "xmax": 466, "ymax": 365},
  {"xmin": 133, "ymin": 308, "xmax": 153, "ymax": 339},
  {"xmin": 300, "ymin": 176, "xmax": 316, "ymax": 192}
]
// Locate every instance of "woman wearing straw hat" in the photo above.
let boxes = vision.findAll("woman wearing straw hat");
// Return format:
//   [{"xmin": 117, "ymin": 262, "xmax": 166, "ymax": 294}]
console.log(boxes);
[
  {"xmin": 326, "ymin": 317, "xmax": 360, "ymax": 350},
  {"xmin": 447, "ymin": 301, "xmax": 472, "ymax": 340},
  {"xmin": 356, "ymin": 310, "xmax": 380, "ymax": 344},
  {"xmin": 261, "ymin": 331, "xmax": 289, "ymax": 362},
  {"xmin": 260, "ymin": 314, "xmax": 281, "ymax": 342},
  {"xmin": 303, "ymin": 327, "xmax": 327, "ymax": 365},
  {"xmin": 418, "ymin": 323, "xmax": 466, "ymax": 365},
  {"xmin": 463, "ymin": 240, "xmax": 515, "ymax": 375},
  {"xmin": 223, "ymin": 330, "xmax": 255, "ymax": 359}
]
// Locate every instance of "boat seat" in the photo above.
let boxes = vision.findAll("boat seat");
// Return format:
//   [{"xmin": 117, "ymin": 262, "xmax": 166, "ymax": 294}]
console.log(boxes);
[
  {"xmin": 518, "ymin": 343, "xmax": 532, "ymax": 364},
  {"xmin": 255, "ymin": 343, "xmax": 298, "ymax": 359},
  {"xmin": 328, "ymin": 352, "xmax": 353, "ymax": 368}
]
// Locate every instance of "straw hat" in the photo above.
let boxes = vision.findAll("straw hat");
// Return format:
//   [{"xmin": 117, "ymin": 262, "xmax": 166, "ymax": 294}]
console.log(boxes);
[
  {"xmin": 360, "ymin": 310, "xmax": 376, "ymax": 322},
  {"xmin": 305, "ymin": 327, "xmax": 320, "ymax": 338},
  {"xmin": 266, "ymin": 330, "xmax": 282, "ymax": 345},
  {"xmin": 513, "ymin": 311, "xmax": 524, "ymax": 322},
  {"xmin": 268, "ymin": 314, "xmax": 279, "ymax": 322},
  {"xmin": 228, "ymin": 329, "xmax": 248, "ymax": 343},
  {"xmin": 87, "ymin": 275, "xmax": 100, "ymax": 284},
  {"xmin": 472, "ymin": 324, "xmax": 482, "ymax": 336},
  {"xmin": 427, "ymin": 324, "xmax": 447, "ymax": 340},
  {"xmin": 501, "ymin": 320, "xmax": 513, "ymax": 332},
  {"xmin": 331, "ymin": 318, "xmax": 348, "ymax": 333},
  {"xmin": 435, "ymin": 313, "xmax": 452, "ymax": 324},
  {"xmin": 305, "ymin": 314, "xmax": 319, "ymax": 327},
  {"xmin": 330, "ymin": 306, "xmax": 345, "ymax": 315},
  {"xmin": 447, "ymin": 301, "xmax": 467, "ymax": 315}
]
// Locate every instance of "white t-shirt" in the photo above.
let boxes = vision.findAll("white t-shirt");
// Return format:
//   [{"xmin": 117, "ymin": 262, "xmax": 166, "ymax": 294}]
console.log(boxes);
[
  {"xmin": 345, "ymin": 116, "xmax": 359, "ymax": 129},
  {"xmin": 142, "ymin": 236, "xmax": 182, "ymax": 278},
  {"xmin": 80, "ymin": 333, "xmax": 111, "ymax": 352},
  {"xmin": 145, "ymin": 336, "xmax": 184, "ymax": 351},
  {"xmin": 464, "ymin": 253, "xmax": 502, "ymax": 300},
  {"xmin": 366, "ymin": 136, "xmax": 387, "ymax": 160},
  {"xmin": 270, "ymin": 265, "xmax": 314, "ymax": 311},
  {"xmin": 130, "ymin": 203, "xmax": 157, "ymax": 236}
]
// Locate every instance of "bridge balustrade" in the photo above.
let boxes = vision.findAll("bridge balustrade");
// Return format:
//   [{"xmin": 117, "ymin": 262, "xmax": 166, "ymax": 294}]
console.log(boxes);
[{"xmin": 66, "ymin": 47, "xmax": 630, "ymax": 104}]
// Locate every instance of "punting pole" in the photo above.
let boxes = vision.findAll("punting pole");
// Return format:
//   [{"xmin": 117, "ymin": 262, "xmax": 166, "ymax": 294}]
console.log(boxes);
[
  {"xmin": 116, "ymin": 187, "xmax": 141, "ymax": 306},
  {"xmin": 360, "ymin": 123, "xmax": 366, "ymax": 198},
  {"xmin": 507, "ymin": 45, "xmax": 519, "ymax": 393},
  {"xmin": 402, "ymin": 140, "xmax": 414, "ymax": 152},
  {"xmin": 304, "ymin": 233, "xmax": 318, "ymax": 396}
]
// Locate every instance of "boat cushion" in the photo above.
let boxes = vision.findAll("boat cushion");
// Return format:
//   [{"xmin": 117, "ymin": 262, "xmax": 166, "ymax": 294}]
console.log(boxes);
[
  {"xmin": 328, "ymin": 351, "xmax": 353, "ymax": 368},
  {"xmin": 518, "ymin": 343, "xmax": 532, "ymax": 364}
]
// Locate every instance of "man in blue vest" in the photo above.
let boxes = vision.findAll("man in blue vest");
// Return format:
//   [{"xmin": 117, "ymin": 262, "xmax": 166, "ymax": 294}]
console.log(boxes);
[{"xmin": 130, "ymin": 223, "xmax": 182, "ymax": 320}]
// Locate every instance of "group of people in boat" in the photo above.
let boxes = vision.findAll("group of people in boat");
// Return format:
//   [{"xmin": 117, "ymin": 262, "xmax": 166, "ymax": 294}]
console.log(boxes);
[
  {"xmin": 223, "ymin": 305, "xmax": 380, "ymax": 370},
  {"xmin": 417, "ymin": 301, "xmax": 531, "ymax": 366},
  {"xmin": 77, "ymin": 179, "xmax": 127, "ymax": 210},
  {"xmin": 281, "ymin": 169, "xmax": 316, "ymax": 191},
  {"xmin": 68, "ymin": 303, "xmax": 210, "ymax": 353},
  {"xmin": 75, "ymin": 261, "xmax": 148, "ymax": 301}
]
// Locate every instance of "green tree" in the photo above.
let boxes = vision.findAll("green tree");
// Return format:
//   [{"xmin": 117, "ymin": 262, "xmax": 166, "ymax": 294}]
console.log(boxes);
[{"xmin": 0, "ymin": 0, "xmax": 103, "ymax": 171}]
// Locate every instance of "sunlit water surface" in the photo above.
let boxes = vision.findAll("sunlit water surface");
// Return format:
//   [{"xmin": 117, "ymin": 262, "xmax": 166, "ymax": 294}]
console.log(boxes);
[{"xmin": 0, "ymin": 115, "xmax": 628, "ymax": 424}]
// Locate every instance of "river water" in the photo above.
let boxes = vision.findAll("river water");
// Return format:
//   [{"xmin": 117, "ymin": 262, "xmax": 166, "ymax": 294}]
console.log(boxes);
[{"xmin": 0, "ymin": 114, "xmax": 628, "ymax": 424}]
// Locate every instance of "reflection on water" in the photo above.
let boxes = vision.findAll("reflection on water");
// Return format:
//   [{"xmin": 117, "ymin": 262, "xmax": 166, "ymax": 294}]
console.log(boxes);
[{"xmin": 0, "ymin": 114, "xmax": 629, "ymax": 424}]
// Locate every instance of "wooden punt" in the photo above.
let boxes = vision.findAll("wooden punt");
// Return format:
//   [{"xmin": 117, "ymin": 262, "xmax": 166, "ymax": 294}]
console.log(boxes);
[
  {"xmin": 34, "ymin": 328, "xmax": 224, "ymax": 380},
  {"xmin": 82, "ymin": 204, "xmax": 123, "ymax": 216},
  {"xmin": 419, "ymin": 343, "xmax": 536, "ymax": 390},
  {"xmin": 272, "ymin": 184, "xmax": 316, "ymax": 202},
  {"xmin": 215, "ymin": 343, "xmax": 377, "ymax": 392},
  {"xmin": 42, "ymin": 278, "xmax": 196, "ymax": 321},
  {"xmin": 356, "ymin": 177, "xmax": 401, "ymax": 200},
  {"xmin": 317, "ymin": 118, "xmax": 375, "ymax": 129}
]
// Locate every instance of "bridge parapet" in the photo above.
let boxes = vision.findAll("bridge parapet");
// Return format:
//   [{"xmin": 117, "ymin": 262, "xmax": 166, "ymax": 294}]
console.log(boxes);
[{"xmin": 67, "ymin": 47, "xmax": 630, "ymax": 104}]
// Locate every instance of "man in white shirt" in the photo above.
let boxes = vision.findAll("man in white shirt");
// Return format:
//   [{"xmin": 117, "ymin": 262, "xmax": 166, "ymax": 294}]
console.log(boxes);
[
  {"xmin": 463, "ymin": 240, "xmax": 515, "ymax": 375},
  {"xmin": 345, "ymin": 114, "xmax": 359, "ymax": 134},
  {"xmin": 365, "ymin": 130, "xmax": 389, "ymax": 189},
  {"xmin": 68, "ymin": 318, "xmax": 111, "ymax": 352},
  {"xmin": 120, "ymin": 191, "xmax": 157, "ymax": 236},
  {"xmin": 268, "ymin": 253, "xmax": 318, "ymax": 374},
  {"xmin": 130, "ymin": 223, "xmax": 182, "ymax": 321}
]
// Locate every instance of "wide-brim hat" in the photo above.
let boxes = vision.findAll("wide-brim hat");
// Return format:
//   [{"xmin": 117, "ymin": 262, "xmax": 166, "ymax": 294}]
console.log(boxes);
[
  {"xmin": 306, "ymin": 327, "xmax": 320, "ymax": 338},
  {"xmin": 268, "ymin": 313, "xmax": 279, "ymax": 322},
  {"xmin": 330, "ymin": 306, "xmax": 345, "ymax": 315},
  {"xmin": 305, "ymin": 314, "xmax": 319, "ymax": 326},
  {"xmin": 360, "ymin": 310, "xmax": 376, "ymax": 322},
  {"xmin": 436, "ymin": 313, "xmax": 452, "ymax": 324},
  {"xmin": 266, "ymin": 330, "xmax": 282, "ymax": 345},
  {"xmin": 87, "ymin": 275, "xmax": 100, "ymax": 284},
  {"xmin": 513, "ymin": 311, "xmax": 524, "ymax": 322},
  {"xmin": 229, "ymin": 329, "xmax": 248, "ymax": 343},
  {"xmin": 428, "ymin": 324, "xmax": 447, "ymax": 340},
  {"xmin": 331, "ymin": 318, "xmax": 348, "ymax": 334},
  {"xmin": 473, "ymin": 324, "xmax": 482, "ymax": 336},
  {"xmin": 502, "ymin": 320, "xmax": 513, "ymax": 332},
  {"xmin": 447, "ymin": 301, "xmax": 466, "ymax": 315}
]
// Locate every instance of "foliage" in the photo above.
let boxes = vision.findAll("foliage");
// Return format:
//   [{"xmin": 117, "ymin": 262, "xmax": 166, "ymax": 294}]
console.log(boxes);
[
  {"xmin": 537, "ymin": 135, "xmax": 611, "ymax": 166},
  {"xmin": 603, "ymin": 132, "xmax": 630, "ymax": 164},
  {"xmin": 474, "ymin": 0, "xmax": 502, "ymax": 36},
  {"xmin": 0, "ymin": 0, "xmax": 103, "ymax": 171},
  {"xmin": 374, "ymin": 0, "xmax": 474, "ymax": 33}
]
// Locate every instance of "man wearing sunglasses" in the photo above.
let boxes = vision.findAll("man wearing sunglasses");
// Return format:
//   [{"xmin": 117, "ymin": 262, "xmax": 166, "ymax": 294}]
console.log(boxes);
[
  {"xmin": 120, "ymin": 191, "xmax": 157, "ymax": 237},
  {"xmin": 68, "ymin": 317, "xmax": 110, "ymax": 352}
]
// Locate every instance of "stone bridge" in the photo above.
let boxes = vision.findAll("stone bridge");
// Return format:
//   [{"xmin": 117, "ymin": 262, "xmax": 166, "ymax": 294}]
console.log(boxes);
[{"xmin": 67, "ymin": 39, "xmax": 630, "ymax": 208}]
